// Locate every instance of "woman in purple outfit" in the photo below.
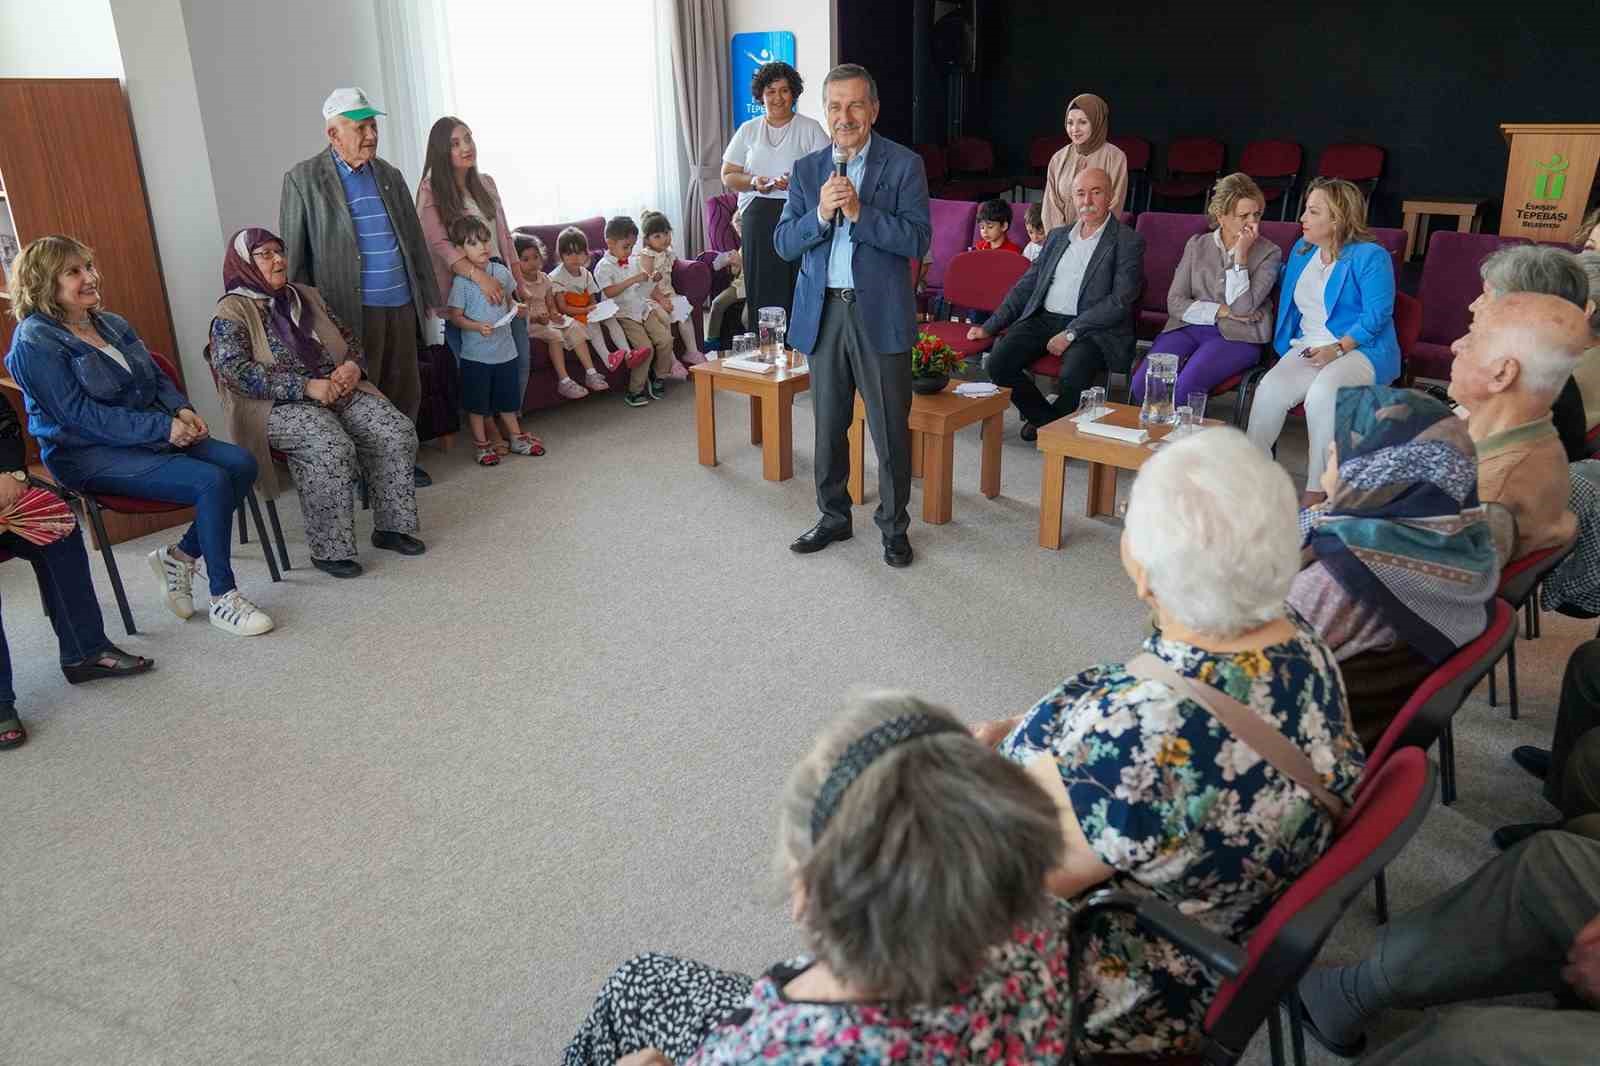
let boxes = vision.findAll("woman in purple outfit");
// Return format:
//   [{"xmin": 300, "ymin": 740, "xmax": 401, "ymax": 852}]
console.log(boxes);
[{"xmin": 1132, "ymin": 173, "xmax": 1281, "ymax": 403}]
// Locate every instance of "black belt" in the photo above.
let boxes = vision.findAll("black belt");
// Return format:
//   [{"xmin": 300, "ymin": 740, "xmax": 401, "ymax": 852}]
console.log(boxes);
[{"xmin": 826, "ymin": 288, "xmax": 857, "ymax": 303}]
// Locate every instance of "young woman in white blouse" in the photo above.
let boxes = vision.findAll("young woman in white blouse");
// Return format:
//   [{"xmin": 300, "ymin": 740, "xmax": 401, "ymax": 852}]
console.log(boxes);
[
  {"xmin": 1245, "ymin": 179, "xmax": 1400, "ymax": 506},
  {"xmin": 720, "ymin": 61, "xmax": 829, "ymax": 333}
]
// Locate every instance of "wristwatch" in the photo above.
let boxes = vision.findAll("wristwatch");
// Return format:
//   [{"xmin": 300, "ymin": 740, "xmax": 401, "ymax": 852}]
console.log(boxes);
[
  {"xmin": 1064, "ymin": 331, "xmax": 1077, "ymax": 345},
  {"xmin": 4, "ymin": 470, "xmax": 25, "ymax": 483}
]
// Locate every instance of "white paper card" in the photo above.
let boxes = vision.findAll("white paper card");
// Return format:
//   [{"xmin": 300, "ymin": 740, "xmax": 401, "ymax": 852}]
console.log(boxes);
[
  {"xmin": 1078, "ymin": 421, "xmax": 1149, "ymax": 444},
  {"xmin": 668, "ymin": 294, "xmax": 693, "ymax": 323},
  {"xmin": 588, "ymin": 299, "xmax": 620, "ymax": 323},
  {"xmin": 493, "ymin": 304, "xmax": 525, "ymax": 329}
]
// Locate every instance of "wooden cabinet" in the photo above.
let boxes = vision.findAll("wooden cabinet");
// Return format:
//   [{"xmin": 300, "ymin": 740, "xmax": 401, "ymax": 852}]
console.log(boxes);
[{"xmin": 0, "ymin": 78, "xmax": 181, "ymax": 383}]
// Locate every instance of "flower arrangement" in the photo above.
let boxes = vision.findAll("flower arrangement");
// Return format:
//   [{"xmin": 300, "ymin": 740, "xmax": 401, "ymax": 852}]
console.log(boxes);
[{"xmin": 911, "ymin": 331, "xmax": 965, "ymax": 378}]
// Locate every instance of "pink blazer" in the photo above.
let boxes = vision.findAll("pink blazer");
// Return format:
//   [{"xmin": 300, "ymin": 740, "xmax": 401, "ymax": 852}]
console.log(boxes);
[{"xmin": 415, "ymin": 171, "xmax": 520, "ymax": 318}]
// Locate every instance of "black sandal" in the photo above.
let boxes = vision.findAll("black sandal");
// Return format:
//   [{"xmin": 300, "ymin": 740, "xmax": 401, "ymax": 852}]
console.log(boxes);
[
  {"xmin": 61, "ymin": 646, "xmax": 155, "ymax": 685},
  {"xmin": 0, "ymin": 716, "xmax": 25, "ymax": 750}
]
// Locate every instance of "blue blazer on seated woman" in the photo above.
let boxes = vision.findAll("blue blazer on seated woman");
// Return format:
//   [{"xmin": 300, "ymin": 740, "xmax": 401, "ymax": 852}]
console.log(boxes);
[
  {"xmin": 1272, "ymin": 239, "xmax": 1400, "ymax": 385},
  {"xmin": 7, "ymin": 310, "xmax": 194, "ymax": 485}
]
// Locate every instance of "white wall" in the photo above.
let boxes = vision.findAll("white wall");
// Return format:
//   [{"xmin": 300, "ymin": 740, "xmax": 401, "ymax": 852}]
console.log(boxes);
[
  {"xmin": 107, "ymin": 0, "xmax": 225, "ymax": 426},
  {"xmin": 0, "ymin": 0, "xmax": 123, "ymax": 77},
  {"xmin": 727, "ymin": 0, "xmax": 837, "ymax": 124},
  {"xmin": 179, "ymin": 0, "xmax": 389, "ymax": 238}
]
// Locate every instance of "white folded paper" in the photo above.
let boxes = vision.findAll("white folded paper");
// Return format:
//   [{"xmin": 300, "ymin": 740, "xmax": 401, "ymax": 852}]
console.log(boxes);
[
  {"xmin": 722, "ymin": 356, "xmax": 777, "ymax": 375},
  {"xmin": 550, "ymin": 314, "xmax": 573, "ymax": 329},
  {"xmin": 588, "ymin": 299, "xmax": 620, "ymax": 323},
  {"xmin": 1078, "ymin": 421, "xmax": 1149, "ymax": 444},
  {"xmin": 492, "ymin": 303, "xmax": 525, "ymax": 329},
  {"xmin": 1070, "ymin": 407, "xmax": 1109, "ymax": 424},
  {"xmin": 668, "ymin": 294, "xmax": 693, "ymax": 323},
  {"xmin": 953, "ymin": 381, "xmax": 1001, "ymax": 397}
]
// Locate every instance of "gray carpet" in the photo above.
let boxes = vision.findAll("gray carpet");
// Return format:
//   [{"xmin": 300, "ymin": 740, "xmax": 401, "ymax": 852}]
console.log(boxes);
[{"xmin": 0, "ymin": 380, "xmax": 1588, "ymax": 1065}]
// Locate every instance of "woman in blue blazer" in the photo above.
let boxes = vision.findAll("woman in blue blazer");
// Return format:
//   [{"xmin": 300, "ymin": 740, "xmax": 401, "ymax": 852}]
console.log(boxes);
[
  {"xmin": 5, "ymin": 236, "xmax": 274, "ymax": 637},
  {"xmin": 1244, "ymin": 179, "xmax": 1399, "ymax": 505}
]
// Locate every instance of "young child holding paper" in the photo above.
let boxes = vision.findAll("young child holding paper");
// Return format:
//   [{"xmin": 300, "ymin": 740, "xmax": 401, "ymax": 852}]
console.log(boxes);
[{"xmin": 445, "ymin": 216, "xmax": 543, "ymax": 465}]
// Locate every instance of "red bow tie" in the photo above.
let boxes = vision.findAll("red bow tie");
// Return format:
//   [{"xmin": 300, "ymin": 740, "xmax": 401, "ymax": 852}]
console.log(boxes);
[{"xmin": 618, "ymin": 257, "xmax": 629, "ymax": 266}]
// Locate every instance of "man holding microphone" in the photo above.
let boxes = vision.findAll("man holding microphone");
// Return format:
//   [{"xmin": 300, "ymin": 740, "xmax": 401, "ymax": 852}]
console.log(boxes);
[{"xmin": 775, "ymin": 63, "xmax": 931, "ymax": 568}]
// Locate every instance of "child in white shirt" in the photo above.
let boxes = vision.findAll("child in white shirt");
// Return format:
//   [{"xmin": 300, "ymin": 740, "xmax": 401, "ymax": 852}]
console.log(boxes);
[
  {"xmin": 547, "ymin": 226, "xmax": 644, "ymax": 378},
  {"xmin": 1023, "ymin": 202, "xmax": 1046, "ymax": 262},
  {"xmin": 594, "ymin": 215, "xmax": 680, "ymax": 407},
  {"xmin": 637, "ymin": 210, "xmax": 705, "ymax": 365},
  {"xmin": 514, "ymin": 233, "xmax": 609, "ymax": 400}
]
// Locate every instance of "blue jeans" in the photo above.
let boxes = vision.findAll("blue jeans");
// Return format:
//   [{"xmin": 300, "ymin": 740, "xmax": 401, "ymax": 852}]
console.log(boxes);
[
  {"xmin": 76, "ymin": 439, "xmax": 258, "ymax": 597},
  {"xmin": 0, "ymin": 525, "xmax": 114, "ymax": 703}
]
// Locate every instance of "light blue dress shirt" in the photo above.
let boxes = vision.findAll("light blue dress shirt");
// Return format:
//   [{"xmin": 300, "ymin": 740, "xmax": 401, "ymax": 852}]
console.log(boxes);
[{"xmin": 824, "ymin": 136, "xmax": 871, "ymax": 289}]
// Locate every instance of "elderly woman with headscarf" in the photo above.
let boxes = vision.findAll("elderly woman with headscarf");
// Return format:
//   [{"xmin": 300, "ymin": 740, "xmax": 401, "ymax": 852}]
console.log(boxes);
[
  {"xmin": 1289, "ymin": 386, "xmax": 1499, "ymax": 749},
  {"xmin": 209, "ymin": 228, "xmax": 423, "ymax": 580},
  {"xmin": 563, "ymin": 690, "xmax": 1074, "ymax": 1065},
  {"xmin": 1041, "ymin": 92, "xmax": 1128, "ymax": 233},
  {"xmin": 971, "ymin": 427, "xmax": 1365, "ymax": 1057}
]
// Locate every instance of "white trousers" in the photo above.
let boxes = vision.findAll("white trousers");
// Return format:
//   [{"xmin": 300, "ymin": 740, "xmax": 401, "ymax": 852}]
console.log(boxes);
[{"xmin": 1245, "ymin": 350, "xmax": 1375, "ymax": 490}]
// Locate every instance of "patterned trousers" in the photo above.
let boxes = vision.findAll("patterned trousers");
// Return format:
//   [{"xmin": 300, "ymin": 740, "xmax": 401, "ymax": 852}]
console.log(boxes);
[
  {"xmin": 562, "ymin": 953, "xmax": 752, "ymax": 1065},
  {"xmin": 267, "ymin": 392, "xmax": 419, "ymax": 562}
]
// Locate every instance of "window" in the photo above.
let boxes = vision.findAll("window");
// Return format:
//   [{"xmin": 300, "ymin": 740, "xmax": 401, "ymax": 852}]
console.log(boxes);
[{"xmin": 446, "ymin": 0, "xmax": 682, "ymax": 232}]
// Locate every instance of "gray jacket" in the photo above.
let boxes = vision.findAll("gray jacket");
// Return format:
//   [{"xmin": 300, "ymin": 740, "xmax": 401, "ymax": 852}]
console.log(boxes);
[
  {"xmin": 278, "ymin": 148, "xmax": 440, "ymax": 343},
  {"xmin": 981, "ymin": 214, "xmax": 1145, "ymax": 366}
]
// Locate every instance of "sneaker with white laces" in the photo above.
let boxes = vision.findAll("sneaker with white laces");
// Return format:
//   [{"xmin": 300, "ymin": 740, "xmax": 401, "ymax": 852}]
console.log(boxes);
[
  {"xmin": 209, "ymin": 589, "xmax": 275, "ymax": 636},
  {"xmin": 148, "ymin": 546, "xmax": 196, "ymax": 620},
  {"xmin": 556, "ymin": 376, "xmax": 589, "ymax": 400},
  {"xmin": 584, "ymin": 368, "xmax": 610, "ymax": 391}
]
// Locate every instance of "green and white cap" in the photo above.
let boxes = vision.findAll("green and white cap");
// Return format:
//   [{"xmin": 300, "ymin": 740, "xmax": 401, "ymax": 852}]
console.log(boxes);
[{"xmin": 322, "ymin": 87, "xmax": 385, "ymax": 123}]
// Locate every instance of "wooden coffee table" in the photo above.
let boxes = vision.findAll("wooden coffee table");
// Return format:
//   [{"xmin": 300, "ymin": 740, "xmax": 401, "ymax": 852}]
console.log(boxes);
[
  {"xmin": 690, "ymin": 355, "xmax": 810, "ymax": 482},
  {"xmin": 1036, "ymin": 402, "xmax": 1218, "ymax": 549},
  {"xmin": 847, "ymin": 382, "xmax": 1011, "ymax": 524}
]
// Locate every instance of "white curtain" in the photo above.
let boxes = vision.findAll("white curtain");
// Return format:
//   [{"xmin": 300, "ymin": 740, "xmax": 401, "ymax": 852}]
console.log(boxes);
[
  {"xmin": 445, "ymin": 0, "xmax": 687, "ymax": 238},
  {"xmin": 664, "ymin": 0, "xmax": 729, "ymax": 256},
  {"xmin": 374, "ymin": 0, "xmax": 456, "ymax": 188}
]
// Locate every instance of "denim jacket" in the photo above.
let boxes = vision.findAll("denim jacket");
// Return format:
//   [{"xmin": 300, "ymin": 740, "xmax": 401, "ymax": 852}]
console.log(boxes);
[{"xmin": 5, "ymin": 311, "xmax": 191, "ymax": 484}]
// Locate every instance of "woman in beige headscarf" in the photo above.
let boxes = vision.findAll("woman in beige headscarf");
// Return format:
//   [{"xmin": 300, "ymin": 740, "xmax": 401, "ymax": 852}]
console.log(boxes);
[{"xmin": 1042, "ymin": 92, "xmax": 1129, "ymax": 232}]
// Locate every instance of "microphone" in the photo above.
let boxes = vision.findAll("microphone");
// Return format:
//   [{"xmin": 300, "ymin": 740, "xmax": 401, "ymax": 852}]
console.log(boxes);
[{"xmin": 831, "ymin": 145, "xmax": 848, "ymax": 227}]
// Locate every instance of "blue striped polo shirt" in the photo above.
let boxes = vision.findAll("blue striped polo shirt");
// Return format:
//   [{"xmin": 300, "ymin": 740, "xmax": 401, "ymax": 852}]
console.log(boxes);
[{"xmin": 332, "ymin": 148, "xmax": 412, "ymax": 308}]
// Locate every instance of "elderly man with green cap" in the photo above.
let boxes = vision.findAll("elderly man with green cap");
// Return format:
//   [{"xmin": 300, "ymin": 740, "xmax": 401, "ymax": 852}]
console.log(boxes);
[{"xmin": 280, "ymin": 87, "xmax": 440, "ymax": 494}]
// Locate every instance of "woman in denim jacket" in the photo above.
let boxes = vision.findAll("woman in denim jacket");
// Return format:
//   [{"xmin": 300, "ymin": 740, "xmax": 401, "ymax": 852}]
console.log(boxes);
[{"xmin": 5, "ymin": 236, "xmax": 274, "ymax": 636}]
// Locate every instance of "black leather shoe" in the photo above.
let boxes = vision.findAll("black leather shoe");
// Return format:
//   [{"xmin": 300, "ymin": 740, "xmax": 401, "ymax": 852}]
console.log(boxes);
[
  {"xmin": 790, "ymin": 520, "xmax": 852, "ymax": 554},
  {"xmin": 1493, "ymin": 820, "xmax": 1562, "ymax": 852},
  {"xmin": 311, "ymin": 557, "xmax": 364, "ymax": 579},
  {"xmin": 62, "ymin": 646, "xmax": 154, "ymax": 685},
  {"xmin": 1019, "ymin": 421, "xmax": 1038, "ymax": 442},
  {"xmin": 412, "ymin": 464, "xmax": 433, "ymax": 488},
  {"xmin": 371, "ymin": 531, "xmax": 427, "ymax": 556},
  {"xmin": 884, "ymin": 535, "xmax": 914, "ymax": 568},
  {"xmin": 1512, "ymin": 745, "xmax": 1552, "ymax": 780}
]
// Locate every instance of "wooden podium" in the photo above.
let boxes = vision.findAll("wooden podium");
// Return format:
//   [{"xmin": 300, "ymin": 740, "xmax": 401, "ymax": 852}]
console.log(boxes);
[{"xmin": 1499, "ymin": 123, "xmax": 1600, "ymax": 243}]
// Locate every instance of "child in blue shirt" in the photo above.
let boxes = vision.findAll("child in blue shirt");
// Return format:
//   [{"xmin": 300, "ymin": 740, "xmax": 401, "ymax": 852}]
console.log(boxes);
[{"xmin": 445, "ymin": 216, "xmax": 544, "ymax": 466}]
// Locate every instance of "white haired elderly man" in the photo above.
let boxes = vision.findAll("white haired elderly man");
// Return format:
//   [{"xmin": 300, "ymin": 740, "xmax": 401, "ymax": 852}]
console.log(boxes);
[
  {"xmin": 1449, "ymin": 290, "xmax": 1589, "ymax": 561},
  {"xmin": 280, "ymin": 87, "xmax": 440, "ymax": 492}
]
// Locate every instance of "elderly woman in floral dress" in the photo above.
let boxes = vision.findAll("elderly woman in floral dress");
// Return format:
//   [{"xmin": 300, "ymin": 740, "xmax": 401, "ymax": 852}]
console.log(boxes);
[{"xmin": 973, "ymin": 427, "xmax": 1366, "ymax": 1057}]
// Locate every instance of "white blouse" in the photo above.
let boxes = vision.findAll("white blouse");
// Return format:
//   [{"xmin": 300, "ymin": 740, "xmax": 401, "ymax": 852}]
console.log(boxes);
[
  {"xmin": 1290, "ymin": 251, "xmax": 1340, "ymax": 351},
  {"xmin": 98, "ymin": 343, "xmax": 131, "ymax": 373},
  {"xmin": 722, "ymin": 114, "xmax": 831, "ymax": 211}
]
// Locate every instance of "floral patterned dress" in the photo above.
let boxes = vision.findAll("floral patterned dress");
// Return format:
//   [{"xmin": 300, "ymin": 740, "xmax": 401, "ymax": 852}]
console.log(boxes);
[
  {"xmin": 565, "ymin": 905, "xmax": 1077, "ymax": 1065},
  {"xmin": 997, "ymin": 617, "xmax": 1365, "ymax": 1056}
]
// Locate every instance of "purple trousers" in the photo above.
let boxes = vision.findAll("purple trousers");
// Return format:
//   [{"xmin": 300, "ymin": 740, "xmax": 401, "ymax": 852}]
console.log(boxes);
[{"xmin": 1129, "ymin": 324, "xmax": 1262, "ymax": 404}]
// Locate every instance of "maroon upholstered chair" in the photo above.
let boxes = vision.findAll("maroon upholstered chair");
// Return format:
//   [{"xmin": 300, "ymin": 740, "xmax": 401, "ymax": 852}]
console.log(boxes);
[
  {"xmin": 942, "ymin": 136, "xmax": 1012, "ymax": 201},
  {"xmin": 1150, "ymin": 137, "xmax": 1225, "ymax": 210},
  {"xmin": 1409, "ymin": 231, "xmax": 1531, "ymax": 381},
  {"xmin": 914, "ymin": 143, "xmax": 949, "ymax": 197},
  {"xmin": 1069, "ymin": 749, "xmax": 1436, "ymax": 1066},
  {"xmin": 923, "ymin": 198, "xmax": 981, "ymax": 311},
  {"xmin": 1239, "ymin": 140, "xmax": 1303, "ymax": 219},
  {"xmin": 703, "ymin": 193, "xmax": 740, "ymax": 254},
  {"xmin": 1490, "ymin": 542, "xmax": 1579, "ymax": 719},
  {"xmin": 1015, "ymin": 132, "xmax": 1068, "ymax": 194},
  {"xmin": 969, "ymin": 209, "xmax": 1033, "ymax": 251},
  {"xmin": 1132, "ymin": 211, "xmax": 1212, "ymax": 339},
  {"xmin": 1257, "ymin": 220, "xmax": 1302, "ymax": 262},
  {"xmin": 79, "ymin": 350, "xmax": 280, "ymax": 635},
  {"xmin": 922, "ymin": 251, "xmax": 1030, "ymax": 363},
  {"xmin": 1110, "ymin": 134, "xmax": 1153, "ymax": 214},
  {"xmin": 1314, "ymin": 143, "xmax": 1385, "ymax": 199},
  {"xmin": 1393, "ymin": 290, "xmax": 1423, "ymax": 385}
]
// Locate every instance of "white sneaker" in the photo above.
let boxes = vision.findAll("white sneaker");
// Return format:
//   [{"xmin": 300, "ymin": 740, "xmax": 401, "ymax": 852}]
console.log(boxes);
[
  {"xmin": 209, "ymin": 589, "xmax": 275, "ymax": 636},
  {"xmin": 148, "ymin": 546, "xmax": 195, "ymax": 620}
]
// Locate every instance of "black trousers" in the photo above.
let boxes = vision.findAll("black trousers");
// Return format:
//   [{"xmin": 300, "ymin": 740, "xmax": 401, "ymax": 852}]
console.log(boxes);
[
  {"xmin": 810, "ymin": 293, "xmax": 913, "ymax": 538},
  {"xmin": 1545, "ymin": 640, "xmax": 1600, "ymax": 826},
  {"xmin": 740, "ymin": 197, "xmax": 798, "ymax": 333},
  {"xmin": 986, "ymin": 311, "xmax": 1123, "ymax": 427}
]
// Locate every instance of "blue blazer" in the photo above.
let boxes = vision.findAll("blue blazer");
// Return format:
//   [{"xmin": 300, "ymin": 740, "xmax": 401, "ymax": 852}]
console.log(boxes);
[
  {"xmin": 1272, "ymin": 240, "xmax": 1400, "ymax": 384},
  {"xmin": 774, "ymin": 134, "xmax": 931, "ymax": 355},
  {"xmin": 5, "ymin": 311, "xmax": 191, "ymax": 485}
]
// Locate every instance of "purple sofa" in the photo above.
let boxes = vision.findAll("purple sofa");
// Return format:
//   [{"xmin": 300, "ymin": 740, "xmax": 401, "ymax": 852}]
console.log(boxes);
[{"xmin": 1132, "ymin": 212, "xmax": 1212, "ymax": 339}]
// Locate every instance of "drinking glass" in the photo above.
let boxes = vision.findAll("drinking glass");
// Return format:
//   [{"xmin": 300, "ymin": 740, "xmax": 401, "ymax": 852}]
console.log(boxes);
[
  {"xmin": 1088, "ymin": 386, "xmax": 1107, "ymax": 417},
  {"xmin": 1075, "ymin": 389, "xmax": 1097, "ymax": 420},
  {"xmin": 1187, "ymin": 391, "xmax": 1208, "ymax": 425},
  {"xmin": 758, "ymin": 307, "xmax": 787, "ymax": 365},
  {"xmin": 1178, "ymin": 405, "xmax": 1200, "ymax": 435}
]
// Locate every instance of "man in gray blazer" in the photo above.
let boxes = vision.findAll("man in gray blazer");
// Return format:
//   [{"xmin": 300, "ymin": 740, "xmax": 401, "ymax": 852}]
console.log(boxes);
[
  {"xmin": 775, "ymin": 64, "xmax": 930, "ymax": 568},
  {"xmin": 280, "ymin": 87, "xmax": 440, "ymax": 489},
  {"xmin": 969, "ymin": 168, "xmax": 1144, "ymax": 439}
]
